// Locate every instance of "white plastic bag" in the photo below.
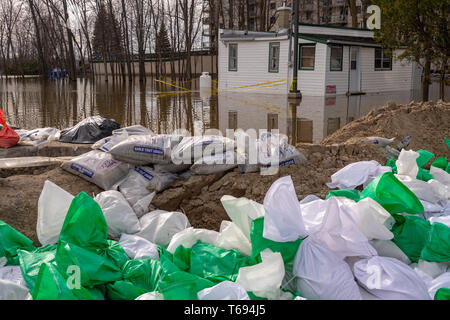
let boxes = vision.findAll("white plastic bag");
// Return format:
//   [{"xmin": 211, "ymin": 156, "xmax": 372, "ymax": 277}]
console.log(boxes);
[
  {"xmin": 354, "ymin": 256, "xmax": 431, "ymax": 300},
  {"xmin": 135, "ymin": 292, "xmax": 164, "ymax": 300},
  {"xmin": 369, "ymin": 240, "xmax": 411, "ymax": 265},
  {"xmin": 0, "ymin": 266, "xmax": 27, "ymax": 288},
  {"xmin": 263, "ymin": 176, "xmax": 307, "ymax": 242},
  {"xmin": 37, "ymin": 180, "xmax": 74, "ymax": 246},
  {"xmin": 18, "ymin": 127, "xmax": 60, "ymax": 145},
  {"xmin": 416, "ymin": 260, "xmax": 448, "ymax": 279},
  {"xmin": 299, "ymin": 198, "xmax": 328, "ymax": 235},
  {"xmin": 0, "ymin": 257, "xmax": 6, "ymax": 268},
  {"xmin": 94, "ymin": 191, "xmax": 141, "ymax": 239},
  {"xmin": 215, "ymin": 221, "xmax": 252, "ymax": 257},
  {"xmin": 427, "ymin": 272, "xmax": 450, "ymax": 299},
  {"xmin": 429, "ymin": 215, "xmax": 450, "ymax": 227},
  {"xmin": 136, "ymin": 210, "xmax": 191, "ymax": 246},
  {"xmin": 327, "ymin": 161, "xmax": 392, "ymax": 190},
  {"xmin": 430, "ymin": 166, "xmax": 450, "ymax": 186},
  {"xmin": 366, "ymin": 137, "xmax": 395, "ymax": 148},
  {"xmin": 396, "ymin": 149, "xmax": 419, "ymax": 178},
  {"xmin": 235, "ymin": 249, "xmax": 285, "ymax": 300},
  {"xmin": 190, "ymin": 151, "xmax": 239, "ymax": 175},
  {"xmin": 395, "ymin": 174, "xmax": 439, "ymax": 203},
  {"xmin": 119, "ymin": 234, "xmax": 159, "ymax": 260},
  {"xmin": 0, "ymin": 279, "xmax": 30, "ymax": 300},
  {"xmin": 197, "ymin": 281, "xmax": 250, "ymax": 300},
  {"xmin": 293, "ymin": 237, "xmax": 362, "ymax": 300},
  {"xmin": 62, "ymin": 150, "xmax": 130, "ymax": 190},
  {"xmin": 166, "ymin": 227, "xmax": 219, "ymax": 254}
]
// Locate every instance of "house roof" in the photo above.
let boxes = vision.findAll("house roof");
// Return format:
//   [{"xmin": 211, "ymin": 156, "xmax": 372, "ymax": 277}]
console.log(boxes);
[
  {"xmin": 220, "ymin": 29, "xmax": 289, "ymax": 40},
  {"xmin": 299, "ymin": 33, "xmax": 381, "ymax": 47}
]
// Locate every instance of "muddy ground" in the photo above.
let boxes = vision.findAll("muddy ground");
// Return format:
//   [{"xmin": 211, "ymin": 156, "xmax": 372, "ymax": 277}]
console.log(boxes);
[{"xmin": 1, "ymin": 100, "xmax": 449, "ymax": 244}]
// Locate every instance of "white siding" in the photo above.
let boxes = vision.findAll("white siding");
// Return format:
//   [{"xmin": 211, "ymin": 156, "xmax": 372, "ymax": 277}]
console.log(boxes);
[
  {"xmin": 296, "ymin": 41, "xmax": 327, "ymax": 95},
  {"xmin": 325, "ymin": 45, "xmax": 350, "ymax": 95},
  {"xmin": 218, "ymin": 38, "xmax": 290, "ymax": 94}
]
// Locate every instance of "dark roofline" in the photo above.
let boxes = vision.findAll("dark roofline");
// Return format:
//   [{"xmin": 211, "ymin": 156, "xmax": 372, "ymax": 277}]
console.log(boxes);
[{"xmin": 298, "ymin": 22, "xmax": 372, "ymax": 32}]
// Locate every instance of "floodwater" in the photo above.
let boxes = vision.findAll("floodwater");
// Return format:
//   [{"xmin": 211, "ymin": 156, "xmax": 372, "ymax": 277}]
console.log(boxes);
[{"xmin": 0, "ymin": 76, "xmax": 448, "ymax": 144}]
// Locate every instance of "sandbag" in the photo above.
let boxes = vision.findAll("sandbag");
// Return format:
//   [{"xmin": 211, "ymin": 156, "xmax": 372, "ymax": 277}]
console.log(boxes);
[
  {"xmin": 119, "ymin": 234, "xmax": 159, "ymax": 260},
  {"xmin": 327, "ymin": 161, "xmax": 392, "ymax": 190},
  {"xmin": 59, "ymin": 115, "xmax": 120, "ymax": 144},
  {"xmin": 93, "ymin": 125, "xmax": 154, "ymax": 151},
  {"xmin": 0, "ymin": 266, "xmax": 27, "ymax": 287},
  {"xmin": 395, "ymin": 174, "xmax": 440, "ymax": 204},
  {"xmin": 197, "ymin": 281, "xmax": 250, "ymax": 300},
  {"xmin": 109, "ymin": 134, "xmax": 183, "ymax": 165},
  {"xmin": 354, "ymin": 256, "xmax": 431, "ymax": 300},
  {"xmin": 299, "ymin": 198, "xmax": 328, "ymax": 235},
  {"xmin": 366, "ymin": 137, "xmax": 395, "ymax": 148},
  {"xmin": 0, "ymin": 279, "xmax": 30, "ymax": 300},
  {"xmin": 416, "ymin": 260, "xmax": 448, "ymax": 279},
  {"xmin": 235, "ymin": 249, "xmax": 285, "ymax": 300},
  {"xmin": 94, "ymin": 191, "xmax": 141, "ymax": 239},
  {"xmin": 154, "ymin": 163, "xmax": 191, "ymax": 174},
  {"xmin": 0, "ymin": 221, "xmax": 35, "ymax": 266},
  {"xmin": 420, "ymin": 222, "xmax": 450, "ymax": 263},
  {"xmin": 263, "ymin": 176, "xmax": 308, "ymax": 242},
  {"xmin": 369, "ymin": 240, "xmax": 411, "ymax": 265},
  {"xmin": 18, "ymin": 245, "xmax": 57, "ymax": 291},
  {"xmin": 166, "ymin": 227, "xmax": 219, "ymax": 254},
  {"xmin": 171, "ymin": 135, "xmax": 235, "ymax": 164},
  {"xmin": 293, "ymin": 237, "xmax": 362, "ymax": 300},
  {"xmin": 396, "ymin": 149, "xmax": 420, "ymax": 178},
  {"xmin": 430, "ymin": 166, "xmax": 450, "ymax": 186},
  {"xmin": 18, "ymin": 127, "xmax": 60, "ymax": 146},
  {"xmin": 37, "ymin": 181, "xmax": 74, "ymax": 246},
  {"xmin": 62, "ymin": 150, "xmax": 130, "ymax": 190},
  {"xmin": 428, "ymin": 272, "xmax": 450, "ymax": 299},
  {"xmin": 136, "ymin": 210, "xmax": 191, "ymax": 246},
  {"xmin": 190, "ymin": 151, "xmax": 239, "ymax": 175},
  {"xmin": 135, "ymin": 291, "xmax": 164, "ymax": 300},
  {"xmin": 215, "ymin": 221, "xmax": 252, "ymax": 257},
  {"xmin": 0, "ymin": 109, "xmax": 20, "ymax": 148}
]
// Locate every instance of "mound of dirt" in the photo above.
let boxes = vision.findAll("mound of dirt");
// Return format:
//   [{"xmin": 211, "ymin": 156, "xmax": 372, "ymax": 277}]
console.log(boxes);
[{"xmin": 321, "ymin": 100, "xmax": 450, "ymax": 157}]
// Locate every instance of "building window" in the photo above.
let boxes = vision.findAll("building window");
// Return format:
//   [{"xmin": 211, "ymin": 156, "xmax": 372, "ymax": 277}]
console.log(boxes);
[
  {"xmin": 330, "ymin": 45, "xmax": 343, "ymax": 71},
  {"xmin": 299, "ymin": 44, "xmax": 315, "ymax": 70},
  {"xmin": 375, "ymin": 48, "xmax": 392, "ymax": 71},
  {"xmin": 229, "ymin": 43, "xmax": 238, "ymax": 71},
  {"xmin": 269, "ymin": 42, "xmax": 280, "ymax": 73}
]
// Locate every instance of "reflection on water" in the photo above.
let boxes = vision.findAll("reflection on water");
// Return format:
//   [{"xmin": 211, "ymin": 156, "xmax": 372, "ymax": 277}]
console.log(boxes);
[{"xmin": 0, "ymin": 77, "xmax": 447, "ymax": 145}]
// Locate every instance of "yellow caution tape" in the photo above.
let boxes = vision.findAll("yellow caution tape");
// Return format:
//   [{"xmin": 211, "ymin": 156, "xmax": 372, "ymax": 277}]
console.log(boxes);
[{"xmin": 154, "ymin": 79, "xmax": 191, "ymax": 92}]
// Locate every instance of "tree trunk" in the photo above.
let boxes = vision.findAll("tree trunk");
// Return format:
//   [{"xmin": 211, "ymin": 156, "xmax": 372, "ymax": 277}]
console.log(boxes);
[
  {"xmin": 349, "ymin": 0, "xmax": 358, "ymax": 28},
  {"xmin": 422, "ymin": 58, "xmax": 431, "ymax": 102},
  {"xmin": 62, "ymin": 0, "xmax": 77, "ymax": 81},
  {"xmin": 28, "ymin": 0, "xmax": 47, "ymax": 77},
  {"xmin": 440, "ymin": 68, "xmax": 446, "ymax": 101}
]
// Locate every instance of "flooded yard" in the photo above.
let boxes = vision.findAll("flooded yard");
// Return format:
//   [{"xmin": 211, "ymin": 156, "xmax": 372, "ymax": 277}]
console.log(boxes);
[{"xmin": 0, "ymin": 76, "xmax": 447, "ymax": 145}]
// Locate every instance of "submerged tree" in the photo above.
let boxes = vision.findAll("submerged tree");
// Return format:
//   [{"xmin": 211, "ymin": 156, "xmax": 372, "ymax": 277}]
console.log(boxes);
[{"xmin": 155, "ymin": 22, "xmax": 171, "ymax": 57}]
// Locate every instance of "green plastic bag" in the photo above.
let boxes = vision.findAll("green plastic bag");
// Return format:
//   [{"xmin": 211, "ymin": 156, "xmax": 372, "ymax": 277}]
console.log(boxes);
[
  {"xmin": 391, "ymin": 214, "xmax": 431, "ymax": 263},
  {"xmin": 432, "ymin": 157, "xmax": 448, "ymax": 170},
  {"xmin": 417, "ymin": 168, "xmax": 434, "ymax": 182},
  {"xmin": 55, "ymin": 240, "xmax": 122, "ymax": 287},
  {"xmin": 98, "ymin": 240, "xmax": 130, "ymax": 270},
  {"xmin": 122, "ymin": 259, "xmax": 165, "ymax": 293},
  {"xmin": 31, "ymin": 262, "xmax": 103, "ymax": 300},
  {"xmin": 158, "ymin": 271, "xmax": 215, "ymax": 300},
  {"xmin": 359, "ymin": 173, "xmax": 424, "ymax": 215},
  {"xmin": 58, "ymin": 192, "xmax": 109, "ymax": 250},
  {"xmin": 416, "ymin": 150, "xmax": 434, "ymax": 168},
  {"xmin": 445, "ymin": 138, "xmax": 450, "ymax": 149},
  {"xmin": 18, "ymin": 245, "xmax": 57, "ymax": 290},
  {"xmin": 105, "ymin": 281, "xmax": 147, "ymax": 300},
  {"xmin": 386, "ymin": 158, "xmax": 398, "ymax": 174},
  {"xmin": 250, "ymin": 217, "xmax": 302, "ymax": 264},
  {"xmin": 0, "ymin": 221, "xmax": 35, "ymax": 265},
  {"xmin": 326, "ymin": 189, "xmax": 360, "ymax": 202},
  {"xmin": 447, "ymin": 163, "xmax": 450, "ymax": 174},
  {"xmin": 420, "ymin": 222, "xmax": 450, "ymax": 263},
  {"xmin": 434, "ymin": 287, "xmax": 450, "ymax": 300},
  {"xmin": 188, "ymin": 242, "xmax": 254, "ymax": 283},
  {"xmin": 172, "ymin": 245, "xmax": 192, "ymax": 271}
]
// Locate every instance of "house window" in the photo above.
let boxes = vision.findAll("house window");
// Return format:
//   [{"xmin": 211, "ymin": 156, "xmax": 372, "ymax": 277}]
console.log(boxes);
[
  {"xmin": 330, "ymin": 45, "xmax": 343, "ymax": 71},
  {"xmin": 269, "ymin": 42, "xmax": 280, "ymax": 73},
  {"xmin": 229, "ymin": 43, "xmax": 238, "ymax": 71},
  {"xmin": 299, "ymin": 44, "xmax": 315, "ymax": 70},
  {"xmin": 375, "ymin": 48, "xmax": 392, "ymax": 71}
]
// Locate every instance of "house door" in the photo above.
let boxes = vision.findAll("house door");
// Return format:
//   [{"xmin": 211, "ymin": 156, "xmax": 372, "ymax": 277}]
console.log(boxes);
[{"xmin": 349, "ymin": 47, "xmax": 361, "ymax": 93}]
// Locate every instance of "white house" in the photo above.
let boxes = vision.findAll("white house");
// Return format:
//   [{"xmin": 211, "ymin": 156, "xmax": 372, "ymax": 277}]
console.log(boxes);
[{"xmin": 218, "ymin": 23, "xmax": 422, "ymax": 96}]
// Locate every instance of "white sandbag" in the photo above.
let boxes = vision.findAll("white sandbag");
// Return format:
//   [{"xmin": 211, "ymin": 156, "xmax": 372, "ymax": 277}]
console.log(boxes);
[
  {"xmin": 132, "ymin": 192, "xmax": 156, "ymax": 218},
  {"xmin": 171, "ymin": 135, "xmax": 235, "ymax": 164},
  {"xmin": 93, "ymin": 125, "xmax": 154, "ymax": 151},
  {"xmin": 119, "ymin": 234, "xmax": 159, "ymax": 260},
  {"xmin": 421, "ymin": 200, "xmax": 445, "ymax": 213},
  {"xmin": 109, "ymin": 134, "xmax": 183, "ymax": 165},
  {"xmin": 62, "ymin": 150, "xmax": 130, "ymax": 190},
  {"xmin": 0, "ymin": 279, "xmax": 30, "ymax": 300},
  {"xmin": 0, "ymin": 266, "xmax": 27, "ymax": 288},
  {"xmin": 396, "ymin": 149, "xmax": 419, "ymax": 178},
  {"xmin": 309, "ymin": 197, "xmax": 377, "ymax": 259},
  {"xmin": 220, "ymin": 195, "xmax": 265, "ymax": 240},
  {"xmin": 166, "ymin": 227, "xmax": 219, "ymax": 254},
  {"xmin": 369, "ymin": 240, "xmax": 411, "ymax": 265},
  {"xmin": 37, "ymin": 180, "xmax": 74, "ymax": 246},
  {"xmin": 358, "ymin": 285, "xmax": 382, "ymax": 300},
  {"xmin": 235, "ymin": 249, "xmax": 285, "ymax": 300},
  {"xmin": 327, "ymin": 160, "xmax": 392, "ymax": 190},
  {"xmin": 354, "ymin": 256, "xmax": 431, "ymax": 300},
  {"xmin": 198, "ymin": 281, "xmax": 250, "ymax": 300},
  {"xmin": 94, "ymin": 191, "xmax": 141, "ymax": 239},
  {"xmin": 299, "ymin": 195, "xmax": 321, "ymax": 204},
  {"xmin": 395, "ymin": 174, "xmax": 439, "ymax": 203},
  {"xmin": 293, "ymin": 237, "xmax": 362, "ymax": 300},
  {"xmin": 19, "ymin": 127, "xmax": 60, "ymax": 145},
  {"xmin": 348, "ymin": 198, "xmax": 394, "ymax": 241},
  {"xmin": 417, "ymin": 260, "xmax": 448, "ymax": 279},
  {"xmin": 112, "ymin": 125, "xmax": 154, "ymax": 137},
  {"xmin": 190, "ymin": 151, "xmax": 239, "ymax": 175},
  {"xmin": 366, "ymin": 137, "xmax": 395, "ymax": 148},
  {"xmin": 135, "ymin": 292, "xmax": 164, "ymax": 300},
  {"xmin": 428, "ymin": 179, "xmax": 450, "ymax": 201},
  {"xmin": 0, "ymin": 257, "xmax": 6, "ymax": 268},
  {"xmin": 215, "ymin": 221, "xmax": 252, "ymax": 257},
  {"xmin": 136, "ymin": 210, "xmax": 191, "ymax": 246},
  {"xmin": 154, "ymin": 163, "xmax": 191, "ymax": 174},
  {"xmin": 427, "ymin": 272, "xmax": 450, "ymax": 299},
  {"xmin": 429, "ymin": 215, "xmax": 450, "ymax": 227},
  {"xmin": 430, "ymin": 166, "xmax": 450, "ymax": 186},
  {"xmin": 263, "ymin": 176, "xmax": 307, "ymax": 242},
  {"xmin": 299, "ymin": 198, "xmax": 328, "ymax": 235}
]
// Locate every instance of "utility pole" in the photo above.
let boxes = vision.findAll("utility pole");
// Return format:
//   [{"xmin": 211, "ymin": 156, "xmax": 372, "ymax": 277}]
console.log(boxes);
[{"xmin": 289, "ymin": 0, "xmax": 302, "ymax": 100}]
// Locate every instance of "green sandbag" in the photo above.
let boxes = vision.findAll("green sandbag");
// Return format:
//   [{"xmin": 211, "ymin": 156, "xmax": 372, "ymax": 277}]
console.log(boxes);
[
  {"xmin": 416, "ymin": 150, "xmax": 434, "ymax": 168},
  {"xmin": 326, "ymin": 189, "xmax": 360, "ymax": 202},
  {"xmin": 386, "ymin": 158, "xmax": 398, "ymax": 174},
  {"xmin": 250, "ymin": 217, "xmax": 302, "ymax": 264},
  {"xmin": 105, "ymin": 281, "xmax": 146, "ymax": 300},
  {"xmin": 434, "ymin": 287, "xmax": 450, "ymax": 300},
  {"xmin": 445, "ymin": 138, "xmax": 450, "ymax": 149},
  {"xmin": 122, "ymin": 259, "xmax": 165, "ymax": 293},
  {"xmin": 447, "ymin": 163, "xmax": 450, "ymax": 174},
  {"xmin": 172, "ymin": 245, "xmax": 192, "ymax": 271},
  {"xmin": 359, "ymin": 172, "xmax": 424, "ymax": 215},
  {"xmin": 0, "ymin": 221, "xmax": 35, "ymax": 265},
  {"xmin": 391, "ymin": 214, "xmax": 431, "ymax": 263},
  {"xmin": 55, "ymin": 240, "xmax": 122, "ymax": 287},
  {"xmin": 58, "ymin": 192, "xmax": 108, "ymax": 250},
  {"xmin": 188, "ymin": 242, "xmax": 255, "ymax": 283},
  {"xmin": 158, "ymin": 271, "xmax": 215, "ymax": 300},
  {"xmin": 98, "ymin": 240, "xmax": 130, "ymax": 270},
  {"xmin": 31, "ymin": 262, "xmax": 103, "ymax": 300},
  {"xmin": 432, "ymin": 157, "xmax": 448, "ymax": 170},
  {"xmin": 18, "ymin": 245, "xmax": 57, "ymax": 290},
  {"xmin": 420, "ymin": 222, "xmax": 450, "ymax": 263},
  {"xmin": 417, "ymin": 168, "xmax": 434, "ymax": 182}
]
